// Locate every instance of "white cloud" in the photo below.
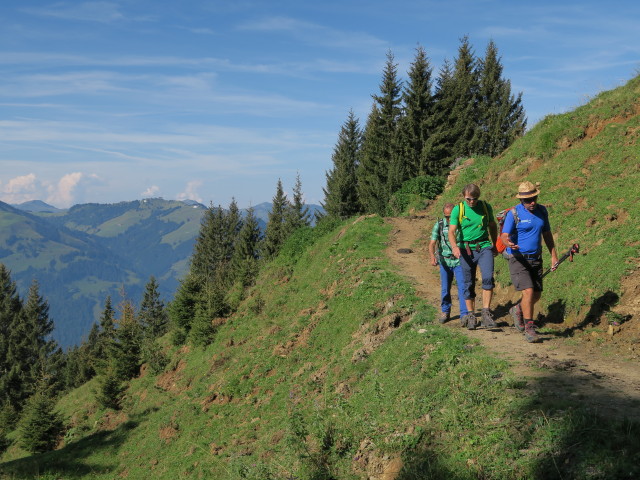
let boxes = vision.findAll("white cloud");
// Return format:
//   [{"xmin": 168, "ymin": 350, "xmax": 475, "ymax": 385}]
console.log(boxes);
[
  {"xmin": 46, "ymin": 172, "xmax": 101, "ymax": 208},
  {"xmin": 0, "ymin": 173, "xmax": 39, "ymax": 204},
  {"xmin": 176, "ymin": 181, "xmax": 203, "ymax": 203},
  {"xmin": 141, "ymin": 185, "xmax": 160, "ymax": 197}
]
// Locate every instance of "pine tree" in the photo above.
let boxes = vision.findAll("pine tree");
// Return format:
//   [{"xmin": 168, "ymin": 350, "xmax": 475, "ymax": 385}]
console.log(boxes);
[
  {"xmin": 285, "ymin": 173, "xmax": 310, "ymax": 232},
  {"xmin": 430, "ymin": 59, "xmax": 456, "ymax": 171},
  {"xmin": 263, "ymin": 179, "xmax": 289, "ymax": 258},
  {"xmin": 357, "ymin": 51, "xmax": 403, "ymax": 214},
  {"xmin": 188, "ymin": 303, "xmax": 215, "ymax": 348},
  {"xmin": 18, "ymin": 379, "xmax": 62, "ymax": 454},
  {"xmin": 168, "ymin": 273, "xmax": 201, "ymax": 338},
  {"xmin": 138, "ymin": 276, "xmax": 168, "ymax": 340},
  {"xmin": 0, "ymin": 264, "xmax": 23, "ymax": 408},
  {"xmin": 449, "ymin": 35, "xmax": 480, "ymax": 161},
  {"xmin": 398, "ymin": 45, "xmax": 437, "ymax": 177},
  {"xmin": 323, "ymin": 110, "xmax": 362, "ymax": 218},
  {"xmin": 357, "ymin": 104, "xmax": 387, "ymax": 214},
  {"xmin": 472, "ymin": 40, "xmax": 526, "ymax": 156},
  {"xmin": 96, "ymin": 364, "xmax": 123, "ymax": 410},
  {"xmin": 231, "ymin": 207, "xmax": 262, "ymax": 287},
  {"xmin": 113, "ymin": 299, "xmax": 142, "ymax": 381}
]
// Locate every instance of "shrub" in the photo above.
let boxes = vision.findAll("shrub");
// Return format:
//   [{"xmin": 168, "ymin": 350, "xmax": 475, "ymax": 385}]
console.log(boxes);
[{"xmin": 387, "ymin": 175, "xmax": 446, "ymax": 215}]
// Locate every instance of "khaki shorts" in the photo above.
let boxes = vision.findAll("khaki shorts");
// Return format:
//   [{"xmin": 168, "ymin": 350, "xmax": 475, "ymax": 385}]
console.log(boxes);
[{"xmin": 508, "ymin": 254, "xmax": 543, "ymax": 292}]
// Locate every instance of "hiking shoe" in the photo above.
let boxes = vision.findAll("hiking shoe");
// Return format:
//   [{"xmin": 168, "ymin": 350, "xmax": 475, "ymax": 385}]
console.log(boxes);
[
  {"xmin": 466, "ymin": 312, "xmax": 477, "ymax": 330},
  {"xmin": 460, "ymin": 314, "xmax": 468, "ymax": 328},
  {"xmin": 439, "ymin": 311, "xmax": 450, "ymax": 324},
  {"xmin": 510, "ymin": 304, "xmax": 525, "ymax": 332},
  {"xmin": 524, "ymin": 322, "xmax": 541, "ymax": 343},
  {"xmin": 480, "ymin": 308, "xmax": 497, "ymax": 328}
]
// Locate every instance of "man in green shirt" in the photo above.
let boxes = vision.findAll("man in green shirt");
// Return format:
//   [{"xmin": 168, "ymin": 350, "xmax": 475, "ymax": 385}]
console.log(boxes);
[
  {"xmin": 448, "ymin": 184, "xmax": 499, "ymax": 330},
  {"xmin": 429, "ymin": 203, "xmax": 469, "ymax": 324}
]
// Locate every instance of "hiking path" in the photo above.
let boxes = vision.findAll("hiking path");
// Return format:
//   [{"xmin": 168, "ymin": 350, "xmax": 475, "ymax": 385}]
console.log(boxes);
[{"xmin": 386, "ymin": 213, "xmax": 640, "ymax": 422}]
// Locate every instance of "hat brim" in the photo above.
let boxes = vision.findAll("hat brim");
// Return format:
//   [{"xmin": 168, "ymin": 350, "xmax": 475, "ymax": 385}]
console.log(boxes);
[{"xmin": 515, "ymin": 188, "xmax": 540, "ymax": 199}]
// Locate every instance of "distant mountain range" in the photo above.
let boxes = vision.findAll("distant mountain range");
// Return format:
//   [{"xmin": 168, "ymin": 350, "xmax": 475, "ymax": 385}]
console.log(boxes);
[{"xmin": 1, "ymin": 198, "xmax": 323, "ymax": 347}]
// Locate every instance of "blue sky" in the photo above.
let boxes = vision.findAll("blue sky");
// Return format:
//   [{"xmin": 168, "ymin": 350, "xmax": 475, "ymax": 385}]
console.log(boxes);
[{"xmin": 1, "ymin": 1, "xmax": 638, "ymax": 209}]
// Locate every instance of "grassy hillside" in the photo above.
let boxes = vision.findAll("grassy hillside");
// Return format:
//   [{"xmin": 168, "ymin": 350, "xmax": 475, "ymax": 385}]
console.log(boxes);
[
  {"xmin": 1, "ymin": 76, "xmax": 639, "ymax": 479},
  {"xmin": 435, "ymin": 74, "xmax": 640, "ymax": 328},
  {"xmin": 1, "ymin": 215, "xmax": 638, "ymax": 479}
]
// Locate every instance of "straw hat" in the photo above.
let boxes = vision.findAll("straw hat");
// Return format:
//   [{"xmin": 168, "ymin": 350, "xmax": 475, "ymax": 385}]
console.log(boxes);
[{"xmin": 515, "ymin": 181, "xmax": 540, "ymax": 199}]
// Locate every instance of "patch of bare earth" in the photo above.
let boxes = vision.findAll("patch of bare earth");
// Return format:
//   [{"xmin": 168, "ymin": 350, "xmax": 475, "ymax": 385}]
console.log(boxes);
[{"xmin": 386, "ymin": 214, "xmax": 640, "ymax": 423}]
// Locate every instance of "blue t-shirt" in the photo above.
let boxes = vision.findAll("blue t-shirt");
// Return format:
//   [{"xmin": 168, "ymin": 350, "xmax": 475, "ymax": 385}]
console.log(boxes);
[{"xmin": 502, "ymin": 203, "xmax": 550, "ymax": 255}]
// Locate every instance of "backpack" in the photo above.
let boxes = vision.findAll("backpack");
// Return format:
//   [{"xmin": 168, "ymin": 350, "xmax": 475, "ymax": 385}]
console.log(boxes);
[
  {"xmin": 495, "ymin": 206, "xmax": 519, "ymax": 254},
  {"xmin": 458, "ymin": 200, "xmax": 489, "ymax": 227}
]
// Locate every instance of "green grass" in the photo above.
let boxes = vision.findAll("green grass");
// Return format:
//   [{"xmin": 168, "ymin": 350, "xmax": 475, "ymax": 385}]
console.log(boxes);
[
  {"xmin": 2, "ymin": 74, "xmax": 640, "ymax": 480},
  {"xmin": 2, "ymin": 214, "xmax": 639, "ymax": 479},
  {"xmin": 434, "ymin": 74, "xmax": 640, "ymax": 326}
]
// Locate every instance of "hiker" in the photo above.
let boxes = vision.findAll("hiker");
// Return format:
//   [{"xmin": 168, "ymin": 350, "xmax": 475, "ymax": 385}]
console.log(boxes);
[
  {"xmin": 448, "ymin": 184, "xmax": 499, "ymax": 329},
  {"xmin": 429, "ymin": 203, "xmax": 469, "ymax": 324},
  {"xmin": 500, "ymin": 181, "xmax": 559, "ymax": 342}
]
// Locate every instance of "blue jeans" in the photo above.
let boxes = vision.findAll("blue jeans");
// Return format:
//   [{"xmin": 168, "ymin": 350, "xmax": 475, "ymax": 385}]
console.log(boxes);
[
  {"xmin": 460, "ymin": 246, "xmax": 495, "ymax": 300},
  {"xmin": 439, "ymin": 263, "xmax": 469, "ymax": 317}
]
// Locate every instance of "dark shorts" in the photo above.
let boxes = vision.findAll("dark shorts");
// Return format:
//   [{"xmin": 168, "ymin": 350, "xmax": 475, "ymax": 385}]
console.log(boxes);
[{"xmin": 508, "ymin": 254, "xmax": 543, "ymax": 292}]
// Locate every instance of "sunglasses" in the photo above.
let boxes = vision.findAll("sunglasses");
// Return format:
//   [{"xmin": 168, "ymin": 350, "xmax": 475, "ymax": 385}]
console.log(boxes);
[
  {"xmin": 444, "ymin": 215, "xmax": 450, "ymax": 218},
  {"xmin": 465, "ymin": 197, "xmax": 478, "ymax": 202},
  {"xmin": 522, "ymin": 196, "xmax": 538, "ymax": 204}
]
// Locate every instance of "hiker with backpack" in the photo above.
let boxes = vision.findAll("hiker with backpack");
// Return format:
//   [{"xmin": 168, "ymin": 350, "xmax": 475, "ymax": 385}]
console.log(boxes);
[
  {"xmin": 500, "ymin": 181, "xmax": 559, "ymax": 343},
  {"xmin": 429, "ymin": 203, "xmax": 469, "ymax": 324},
  {"xmin": 448, "ymin": 184, "xmax": 499, "ymax": 330}
]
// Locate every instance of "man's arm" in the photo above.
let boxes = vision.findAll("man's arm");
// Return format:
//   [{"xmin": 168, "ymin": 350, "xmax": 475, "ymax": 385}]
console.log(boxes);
[
  {"xmin": 448, "ymin": 224, "xmax": 461, "ymax": 259},
  {"xmin": 542, "ymin": 230, "xmax": 559, "ymax": 269},
  {"xmin": 428, "ymin": 240, "xmax": 438, "ymax": 266}
]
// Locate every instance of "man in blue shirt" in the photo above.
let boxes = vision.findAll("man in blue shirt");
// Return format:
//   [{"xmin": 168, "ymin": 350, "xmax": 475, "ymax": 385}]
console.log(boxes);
[{"xmin": 500, "ymin": 181, "xmax": 559, "ymax": 342}]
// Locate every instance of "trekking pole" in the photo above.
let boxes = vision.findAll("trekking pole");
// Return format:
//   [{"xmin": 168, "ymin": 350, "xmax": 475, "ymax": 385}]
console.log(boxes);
[{"xmin": 541, "ymin": 243, "xmax": 580, "ymax": 279}]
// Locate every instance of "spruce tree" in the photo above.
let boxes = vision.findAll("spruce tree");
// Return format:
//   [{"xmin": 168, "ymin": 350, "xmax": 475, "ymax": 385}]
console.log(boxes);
[
  {"xmin": 168, "ymin": 273, "xmax": 201, "ymax": 339},
  {"xmin": 231, "ymin": 207, "xmax": 262, "ymax": 287},
  {"xmin": 0, "ymin": 264, "xmax": 23, "ymax": 407},
  {"xmin": 323, "ymin": 110, "xmax": 362, "ymax": 218},
  {"xmin": 138, "ymin": 276, "xmax": 168, "ymax": 340},
  {"xmin": 113, "ymin": 299, "xmax": 142, "ymax": 381},
  {"xmin": 263, "ymin": 179, "xmax": 289, "ymax": 258},
  {"xmin": 18, "ymin": 379, "xmax": 62, "ymax": 454},
  {"xmin": 285, "ymin": 173, "xmax": 310, "ymax": 232},
  {"xmin": 449, "ymin": 35, "xmax": 480, "ymax": 161},
  {"xmin": 398, "ymin": 45, "xmax": 437, "ymax": 177},
  {"xmin": 357, "ymin": 104, "xmax": 387, "ymax": 214},
  {"xmin": 358, "ymin": 51, "xmax": 403, "ymax": 214},
  {"xmin": 430, "ymin": 59, "xmax": 457, "ymax": 171},
  {"xmin": 473, "ymin": 40, "xmax": 526, "ymax": 156}
]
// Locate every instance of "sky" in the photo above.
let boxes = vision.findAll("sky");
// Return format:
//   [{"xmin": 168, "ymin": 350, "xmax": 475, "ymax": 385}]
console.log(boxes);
[{"xmin": 1, "ymin": 1, "xmax": 638, "ymax": 209}]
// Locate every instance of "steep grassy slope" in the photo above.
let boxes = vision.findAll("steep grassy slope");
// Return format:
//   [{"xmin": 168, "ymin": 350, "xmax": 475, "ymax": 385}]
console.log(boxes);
[
  {"xmin": 1, "ymin": 216, "xmax": 638, "ymax": 479},
  {"xmin": 435, "ymin": 74, "xmax": 640, "ymax": 333}
]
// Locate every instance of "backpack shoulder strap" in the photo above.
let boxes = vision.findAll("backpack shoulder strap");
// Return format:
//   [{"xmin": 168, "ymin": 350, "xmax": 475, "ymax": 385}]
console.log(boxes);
[
  {"xmin": 458, "ymin": 202, "xmax": 464, "ymax": 225},
  {"xmin": 511, "ymin": 205, "xmax": 519, "ymax": 225}
]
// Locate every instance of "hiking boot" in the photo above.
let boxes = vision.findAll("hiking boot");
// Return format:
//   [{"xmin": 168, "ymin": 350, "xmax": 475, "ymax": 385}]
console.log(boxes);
[
  {"xmin": 510, "ymin": 304, "xmax": 525, "ymax": 332},
  {"xmin": 460, "ymin": 314, "xmax": 468, "ymax": 328},
  {"xmin": 466, "ymin": 312, "xmax": 477, "ymax": 330},
  {"xmin": 524, "ymin": 322, "xmax": 541, "ymax": 343},
  {"xmin": 439, "ymin": 311, "xmax": 450, "ymax": 324},
  {"xmin": 480, "ymin": 308, "xmax": 497, "ymax": 328}
]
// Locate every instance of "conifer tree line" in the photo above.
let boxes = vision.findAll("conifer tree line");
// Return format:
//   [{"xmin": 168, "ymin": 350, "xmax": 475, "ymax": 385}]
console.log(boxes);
[
  {"xmin": 0, "ymin": 173, "xmax": 313, "ymax": 454},
  {"xmin": 323, "ymin": 37, "xmax": 526, "ymax": 218},
  {"xmin": 0, "ymin": 266, "xmax": 169, "ymax": 453},
  {"xmin": 169, "ymin": 174, "xmax": 310, "ymax": 347}
]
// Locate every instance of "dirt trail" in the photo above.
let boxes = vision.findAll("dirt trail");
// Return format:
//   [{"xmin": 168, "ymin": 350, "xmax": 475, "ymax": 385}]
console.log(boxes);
[{"xmin": 386, "ymin": 214, "xmax": 640, "ymax": 422}]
